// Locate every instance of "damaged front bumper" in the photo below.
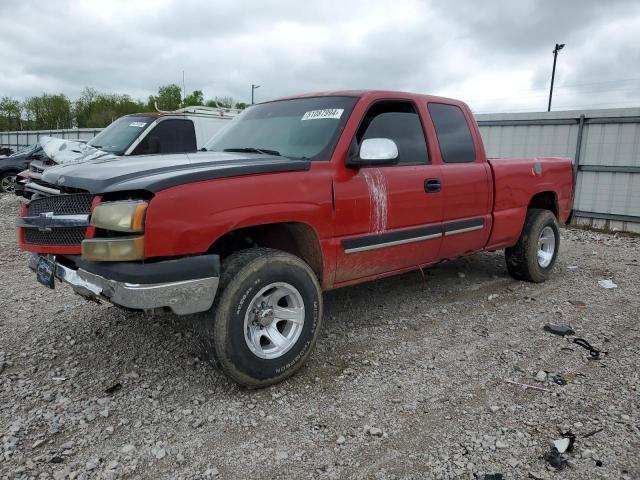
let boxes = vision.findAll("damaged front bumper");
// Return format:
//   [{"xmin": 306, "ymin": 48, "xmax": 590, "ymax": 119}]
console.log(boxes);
[{"xmin": 28, "ymin": 254, "xmax": 220, "ymax": 315}]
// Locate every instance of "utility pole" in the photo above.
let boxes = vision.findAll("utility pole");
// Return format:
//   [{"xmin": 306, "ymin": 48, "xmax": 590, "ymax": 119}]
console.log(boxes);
[
  {"xmin": 251, "ymin": 84, "xmax": 261, "ymax": 104},
  {"xmin": 547, "ymin": 43, "xmax": 565, "ymax": 112},
  {"xmin": 182, "ymin": 71, "xmax": 186, "ymax": 106}
]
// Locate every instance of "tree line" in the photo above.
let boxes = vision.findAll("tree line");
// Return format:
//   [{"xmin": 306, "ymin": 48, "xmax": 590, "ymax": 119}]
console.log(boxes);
[{"xmin": 0, "ymin": 85, "xmax": 248, "ymax": 131}]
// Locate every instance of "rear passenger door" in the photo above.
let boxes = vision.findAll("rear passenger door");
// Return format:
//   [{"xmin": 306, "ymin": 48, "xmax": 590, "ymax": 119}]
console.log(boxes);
[
  {"xmin": 333, "ymin": 100, "xmax": 444, "ymax": 284},
  {"xmin": 427, "ymin": 103, "xmax": 492, "ymax": 259}
]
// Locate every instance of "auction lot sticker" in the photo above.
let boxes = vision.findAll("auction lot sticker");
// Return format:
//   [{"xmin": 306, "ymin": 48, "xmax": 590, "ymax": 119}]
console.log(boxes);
[{"xmin": 301, "ymin": 109, "xmax": 344, "ymax": 121}]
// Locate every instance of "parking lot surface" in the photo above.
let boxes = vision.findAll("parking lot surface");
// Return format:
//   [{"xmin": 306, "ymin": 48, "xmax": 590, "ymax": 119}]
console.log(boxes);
[{"xmin": 1, "ymin": 194, "xmax": 638, "ymax": 479}]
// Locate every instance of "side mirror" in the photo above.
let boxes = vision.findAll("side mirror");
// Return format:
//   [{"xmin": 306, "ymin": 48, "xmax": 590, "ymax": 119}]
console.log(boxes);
[{"xmin": 346, "ymin": 138, "xmax": 399, "ymax": 168}]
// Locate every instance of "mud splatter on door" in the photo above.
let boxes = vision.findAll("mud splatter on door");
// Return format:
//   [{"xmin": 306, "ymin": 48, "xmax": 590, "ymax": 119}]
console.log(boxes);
[{"xmin": 361, "ymin": 169, "xmax": 388, "ymax": 233}]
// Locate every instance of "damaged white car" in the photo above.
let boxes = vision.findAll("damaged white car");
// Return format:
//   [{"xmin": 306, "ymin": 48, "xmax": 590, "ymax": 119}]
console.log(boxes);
[{"xmin": 25, "ymin": 106, "xmax": 239, "ymax": 198}]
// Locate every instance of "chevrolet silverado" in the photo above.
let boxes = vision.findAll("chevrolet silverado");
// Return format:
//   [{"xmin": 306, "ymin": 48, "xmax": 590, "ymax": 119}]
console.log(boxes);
[{"xmin": 17, "ymin": 90, "xmax": 573, "ymax": 387}]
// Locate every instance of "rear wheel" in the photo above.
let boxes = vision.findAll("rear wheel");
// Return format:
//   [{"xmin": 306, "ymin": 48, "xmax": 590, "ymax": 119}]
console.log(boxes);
[
  {"xmin": 0, "ymin": 171, "xmax": 18, "ymax": 193},
  {"xmin": 505, "ymin": 208, "xmax": 560, "ymax": 283},
  {"xmin": 204, "ymin": 248, "xmax": 323, "ymax": 388}
]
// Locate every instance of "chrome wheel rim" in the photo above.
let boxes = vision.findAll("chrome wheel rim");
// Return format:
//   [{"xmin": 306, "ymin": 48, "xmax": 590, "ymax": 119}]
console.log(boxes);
[
  {"xmin": 1, "ymin": 175, "xmax": 16, "ymax": 193},
  {"xmin": 537, "ymin": 226, "xmax": 556, "ymax": 268},
  {"xmin": 243, "ymin": 282, "xmax": 305, "ymax": 360}
]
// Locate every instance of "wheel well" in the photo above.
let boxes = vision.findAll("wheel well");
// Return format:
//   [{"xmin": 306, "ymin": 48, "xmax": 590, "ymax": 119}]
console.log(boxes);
[
  {"xmin": 208, "ymin": 222, "xmax": 324, "ymax": 280},
  {"xmin": 528, "ymin": 191, "xmax": 558, "ymax": 217}
]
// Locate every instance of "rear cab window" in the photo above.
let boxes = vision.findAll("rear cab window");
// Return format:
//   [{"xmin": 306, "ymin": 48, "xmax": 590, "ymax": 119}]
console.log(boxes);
[
  {"xmin": 356, "ymin": 100, "xmax": 429, "ymax": 165},
  {"xmin": 132, "ymin": 119, "xmax": 197, "ymax": 155},
  {"xmin": 427, "ymin": 103, "xmax": 476, "ymax": 163}
]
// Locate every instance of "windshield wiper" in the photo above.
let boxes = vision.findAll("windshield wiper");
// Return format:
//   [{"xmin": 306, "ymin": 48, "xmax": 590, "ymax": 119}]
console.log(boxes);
[{"xmin": 223, "ymin": 147, "xmax": 281, "ymax": 156}]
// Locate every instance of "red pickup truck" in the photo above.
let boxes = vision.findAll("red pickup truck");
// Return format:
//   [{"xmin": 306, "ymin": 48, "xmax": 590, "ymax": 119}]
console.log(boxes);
[{"xmin": 17, "ymin": 90, "xmax": 573, "ymax": 387}]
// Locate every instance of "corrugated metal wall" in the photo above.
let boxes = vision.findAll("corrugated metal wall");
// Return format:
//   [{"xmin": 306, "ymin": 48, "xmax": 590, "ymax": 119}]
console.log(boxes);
[
  {"xmin": 0, "ymin": 128, "xmax": 102, "ymax": 152},
  {"xmin": 2, "ymin": 111, "xmax": 639, "ymax": 232},
  {"xmin": 476, "ymin": 108, "xmax": 640, "ymax": 233}
]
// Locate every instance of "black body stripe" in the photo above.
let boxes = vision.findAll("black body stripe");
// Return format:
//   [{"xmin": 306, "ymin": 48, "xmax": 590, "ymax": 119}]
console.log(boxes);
[
  {"xmin": 443, "ymin": 217, "xmax": 485, "ymax": 234},
  {"xmin": 141, "ymin": 160, "xmax": 311, "ymax": 193},
  {"xmin": 341, "ymin": 225, "xmax": 441, "ymax": 253}
]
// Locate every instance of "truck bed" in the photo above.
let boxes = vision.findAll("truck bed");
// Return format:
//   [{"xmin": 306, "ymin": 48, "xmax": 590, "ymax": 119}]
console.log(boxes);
[{"xmin": 486, "ymin": 157, "xmax": 573, "ymax": 250}]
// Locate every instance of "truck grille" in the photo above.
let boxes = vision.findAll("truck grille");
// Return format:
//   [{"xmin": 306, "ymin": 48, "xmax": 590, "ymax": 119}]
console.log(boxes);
[
  {"xmin": 24, "ymin": 193, "xmax": 94, "ymax": 246},
  {"xmin": 24, "ymin": 227, "xmax": 87, "ymax": 246},
  {"xmin": 28, "ymin": 193, "xmax": 94, "ymax": 216}
]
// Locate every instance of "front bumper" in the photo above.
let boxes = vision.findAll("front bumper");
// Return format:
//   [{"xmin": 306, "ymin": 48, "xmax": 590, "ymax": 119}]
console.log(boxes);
[{"xmin": 28, "ymin": 254, "xmax": 220, "ymax": 315}]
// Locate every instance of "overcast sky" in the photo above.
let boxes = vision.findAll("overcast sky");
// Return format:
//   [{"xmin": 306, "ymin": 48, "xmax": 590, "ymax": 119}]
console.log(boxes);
[{"xmin": 2, "ymin": 0, "xmax": 639, "ymax": 113}]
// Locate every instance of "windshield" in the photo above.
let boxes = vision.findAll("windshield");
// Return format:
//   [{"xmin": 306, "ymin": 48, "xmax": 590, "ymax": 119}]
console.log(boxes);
[
  {"xmin": 88, "ymin": 115, "xmax": 155, "ymax": 155},
  {"xmin": 204, "ymin": 96, "xmax": 358, "ymax": 160}
]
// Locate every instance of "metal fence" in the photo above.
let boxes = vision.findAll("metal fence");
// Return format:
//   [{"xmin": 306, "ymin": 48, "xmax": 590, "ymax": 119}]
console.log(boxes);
[
  {"xmin": 476, "ymin": 107, "xmax": 640, "ymax": 233},
  {"xmin": 0, "ymin": 128, "xmax": 103, "ymax": 152},
  {"xmin": 2, "ymin": 110, "xmax": 640, "ymax": 232}
]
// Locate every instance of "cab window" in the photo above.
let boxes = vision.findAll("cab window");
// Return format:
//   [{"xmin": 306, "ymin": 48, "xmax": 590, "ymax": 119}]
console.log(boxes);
[
  {"xmin": 132, "ymin": 119, "xmax": 197, "ymax": 155},
  {"xmin": 355, "ymin": 101, "xmax": 429, "ymax": 165},
  {"xmin": 427, "ymin": 103, "xmax": 476, "ymax": 163}
]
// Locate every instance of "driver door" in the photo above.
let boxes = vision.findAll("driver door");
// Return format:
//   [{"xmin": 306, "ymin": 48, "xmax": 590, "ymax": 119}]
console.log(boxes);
[{"xmin": 332, "ymin": 100, "xmax": 444, "ymax": 285}]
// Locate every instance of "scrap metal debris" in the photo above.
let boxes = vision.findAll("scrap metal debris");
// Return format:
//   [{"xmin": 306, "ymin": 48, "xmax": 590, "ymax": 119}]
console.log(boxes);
[
  {"xmin": 542, "ymin": 324, "xmax": 608, "ymax": 360},
  {"xmin": 544, "ymin": 431, "xmax": 577, "ymax": 469},
  {"xmin": 573, "ymin": 338, "xmax": 606, "ymax": 359},
  {"xmin": 543, "ymin": 324, "xmax": 575, "ymax": 336},
  {"xmin": 504, "ymin": 379, "xmax": 552, "ymax": 393},
  {"xmin": 104, "ymin": 383, "xmax": 123, "ymax": 395},
  {"xmin": 550, "ymin": 374, "xmax": 567, "ymax": 386},
  {"xmin": 543, "ymin": 447, "xmax": 568, "ymax": 470},
  {"xmin": 583, "ymin": 428, "xmax": 604, "ymax": 438},
  {"xmin": 568, "ymin": 299, "xmax": 587, "ymax": 309}
]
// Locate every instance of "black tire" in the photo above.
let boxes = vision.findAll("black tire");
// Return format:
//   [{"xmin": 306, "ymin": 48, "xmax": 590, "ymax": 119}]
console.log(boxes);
[
  {"xmin": 204, "ymin": 248, "xmax": 323, "ymax": 388},
  {"xmin": 505, "ymin": 208, "xmax": 560, "ymax": 283},
  {"xmin": 0, "ymin": 171, "xmax": 19, "ymax": 193}
]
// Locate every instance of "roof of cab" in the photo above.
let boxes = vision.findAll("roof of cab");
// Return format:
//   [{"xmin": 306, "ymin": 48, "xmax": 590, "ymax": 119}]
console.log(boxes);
[{"xmin": 268, "ymin": 89, "xmax": 466, "ymax": 107}]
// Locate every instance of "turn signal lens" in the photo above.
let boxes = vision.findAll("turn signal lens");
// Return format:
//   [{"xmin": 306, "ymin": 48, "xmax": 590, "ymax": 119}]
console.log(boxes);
[
  {"xmin": 81, "ymin": 236, "xmax": 145, "ymax": 261},
  {"xmin": 91, "ymin": 201, "xmax": 148, "ymax": 233}
]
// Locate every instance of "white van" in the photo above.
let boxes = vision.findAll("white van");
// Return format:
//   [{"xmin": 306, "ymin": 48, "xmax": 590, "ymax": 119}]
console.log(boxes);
[{"xmin": 25, "ymin": 106, "xmax": 239, "ymax": 197}]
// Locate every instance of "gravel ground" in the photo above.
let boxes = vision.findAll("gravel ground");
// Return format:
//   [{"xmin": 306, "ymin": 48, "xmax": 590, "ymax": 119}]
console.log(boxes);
[{"xmin": 0, "ymin": 192, "xmax": 638, "ymax": 480}]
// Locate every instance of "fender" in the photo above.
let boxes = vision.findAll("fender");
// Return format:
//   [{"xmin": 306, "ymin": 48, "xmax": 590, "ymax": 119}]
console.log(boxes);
[{"xmin": 140, "ymin": 159, "xmax": 334, "ymax": 259}]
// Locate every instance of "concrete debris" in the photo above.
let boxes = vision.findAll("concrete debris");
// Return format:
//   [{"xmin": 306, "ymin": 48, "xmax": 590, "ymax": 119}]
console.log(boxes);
[
  {"xmin": 598, "ymin": 279, "xmax": 618, "ymax": 289},
  {"xmin": 534, "ymin": 370, "xmax": 547, "ymax": 382},
  {"xmin": 553, "ymin": 437, "xmax": 571, "ymax": 454}
]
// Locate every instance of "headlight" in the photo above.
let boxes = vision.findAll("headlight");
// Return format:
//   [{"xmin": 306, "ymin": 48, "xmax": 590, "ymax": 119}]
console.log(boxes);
[
  {"xmin": 90, "ymin": 201, "xmax": 148, "ymax": 232},
  {"xmin": 81, "ymin": 236, "xmax": 144, "ymax": 261}
]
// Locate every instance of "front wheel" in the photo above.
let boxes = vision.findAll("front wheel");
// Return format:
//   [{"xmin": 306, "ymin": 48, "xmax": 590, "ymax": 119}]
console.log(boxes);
[
  {"xmin": 0, "ymin": 172, "xmax": 18, "ymax": 193},
  {"xmin": 505, "ymin": 208, "xmax": 560, "ymax": 283},
  {"xmin": 207, "ymin": 248, "xmax": 323, "ymax": 388}
]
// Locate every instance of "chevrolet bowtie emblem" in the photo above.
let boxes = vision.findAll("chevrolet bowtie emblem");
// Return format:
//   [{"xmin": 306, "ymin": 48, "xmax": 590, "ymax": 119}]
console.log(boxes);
[{"xmin": 37, "ymin": 212, "xmax": 54, "ymax": 231}]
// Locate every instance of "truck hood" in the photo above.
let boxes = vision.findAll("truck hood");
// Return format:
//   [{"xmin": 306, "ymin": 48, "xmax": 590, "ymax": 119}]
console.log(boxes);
[{"xmin": 41, "ymin": 151, "xmax": 311, "ymax": 194}]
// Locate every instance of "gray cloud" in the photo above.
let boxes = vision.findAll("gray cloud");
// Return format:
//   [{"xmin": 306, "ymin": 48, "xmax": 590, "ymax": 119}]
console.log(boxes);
[{"xmin": 1, "ymin": 0, "xmax": 639, "ymax": 113}]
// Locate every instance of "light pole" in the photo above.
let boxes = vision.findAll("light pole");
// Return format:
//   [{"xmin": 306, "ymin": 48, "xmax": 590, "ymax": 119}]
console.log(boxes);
[
  {"xmin": 251, "ymin": 84, "xmax": 261, "ymax": 104},
  {"xmin": 547, "ymin": 43, "xmax": 565, "ymax": 112}
]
